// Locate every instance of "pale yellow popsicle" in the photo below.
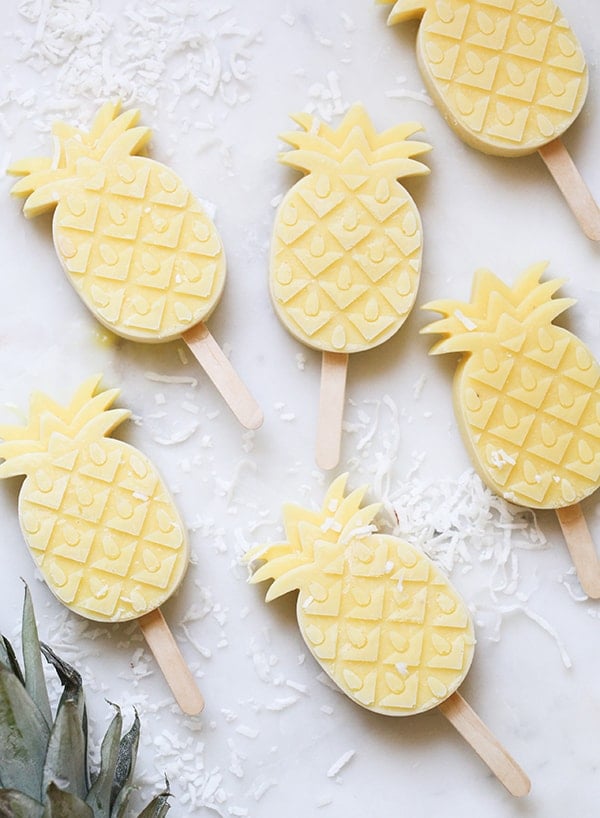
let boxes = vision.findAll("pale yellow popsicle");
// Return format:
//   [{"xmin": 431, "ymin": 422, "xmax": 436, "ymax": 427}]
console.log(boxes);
[
  {"xmin": 423, "ymin": 262, "xmax": 600, "ymax": 597},
  {"xmin": 378, "ymin": 1, "xmax": 600, "ymax": 240},
  {"xmin": 8, "ymin": 102, "xmax": 263, "ymax": 430},
  {"xmin": 381, "ymin": 0, "xmax": 588, "ymax": 157},
  {"xmin": 0, "ymin": 375, "xmax": 188, "ymax": 622},
  {"xmin": 270, "ymin": 104, "xmax": 430, "ymax": 468},
  {"xmin": 246, "ymin": 475, "xmax": 530, "ymax": 795}
]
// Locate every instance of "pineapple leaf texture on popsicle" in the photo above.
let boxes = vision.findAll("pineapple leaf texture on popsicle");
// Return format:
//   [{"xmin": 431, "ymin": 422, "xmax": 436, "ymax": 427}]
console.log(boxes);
[
  {"xmin": 8, "ymin": 101, "xmax": 226, "ymax": 342},
  {"xmin": 270, "ymin": 103, "xmax": 431, "ymax": 353},
  {"xmin": 0, "ymin": 375, "xmax": 189, "ymax": 622},
  {"xmin": 246, "ymin": 474, "xmax": 475, "ymax": 716},
  {"xmin": 380, "ymin": 0, "xmax": 588, "ymax": 157},
  {"xmin": 422, "ymin": 262, "xmax": 600, "ymax": 509}
]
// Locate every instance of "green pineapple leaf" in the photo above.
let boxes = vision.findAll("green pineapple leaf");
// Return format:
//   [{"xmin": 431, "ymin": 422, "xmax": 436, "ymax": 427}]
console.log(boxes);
[
  {"xmin": 86, "ymin": 707, "xmax": 123, "ymax": 818},
  {"xmin": 0, "ymin": 663, "xmax": 49, "ymax": 800},
  {"xmin": 136, "ymin": 789, "xmax": 171, "ymax": 818},
  {"xmin": 42, "ymin": 651, "xmax": 87, "ymax": 800},
  {"xmin": 1, "ymin": 588, "xmax": 170, "ymax": 818},
  {"xmin": 22, "ymin": 586, "xmax": 52, "ymax": 727},
  {"xmin": 1, "ymin": 635, "xmax": 25, "ymax": 685},
  {"xmin": 0, "ymin": 637, "xmax": 11, "ymax": 670},
  {"xmin": 110, "ymin": 712, "xmax": 141, "ymax": 815},
  {"xmin": 0, "ymin": 788, "xmax": 44, "ymax": 818},
  {"xmin": 45, "ymin": 782, "xmax": 94, "ymax": 818}
]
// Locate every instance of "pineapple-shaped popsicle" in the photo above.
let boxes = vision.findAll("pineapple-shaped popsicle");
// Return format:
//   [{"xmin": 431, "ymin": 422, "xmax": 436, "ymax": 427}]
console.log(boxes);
[
  {"xmin": 247, "ymin": 475, "xmax": 529, "ymax": 795},
  {"xmin": 0, "ymin": 376, "xmax": 203, "ymax": 713},
  {"xmin": 423, "ymin": 262, "xmax": 600, "ymax": 596},
  {"xmin": 378, "ymin": 0, "xmax": 600, "ymax": 239},
  {"xmin": 271, "ymin": 104, "xmax": 431, "ymax": 468},
  {"xmin": 9, "ymin": 102, "xmax": 225, "ymax": 343},
  {"xmin": 8, "ymin": 102, "xmax": 261, "ymax": 429}
]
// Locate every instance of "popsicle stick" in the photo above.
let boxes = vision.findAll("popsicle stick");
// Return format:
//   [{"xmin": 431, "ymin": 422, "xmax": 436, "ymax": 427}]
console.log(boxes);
[
  {"xmin": 316, "ymin": 351, "xmax": 348, "ymax": 470},
  {"xmin": 183, "ymin": 322, "xmax": 263, "ymax": 430},
  {"xmin": 138, "ymin": 608, "xmax": 205, "ymax": 715},
  {"xmin": 538, "ymin": 138, "xmax": 600, "ymax": 241},
  {"xmin": 439, "ymin": 692, "xmax": 531, "ymax": 798},
  {"xmin": 556, "ymin": 504, "xmax": 600, "ymax": 599}
]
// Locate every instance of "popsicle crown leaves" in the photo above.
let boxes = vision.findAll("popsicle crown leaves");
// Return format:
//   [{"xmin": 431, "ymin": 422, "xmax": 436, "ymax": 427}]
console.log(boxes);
[
  {"xmin": 0, "ymin": 375, "xmax": 130, "ymax": 478},
  {"xmin": 245, "ymin": 473, "xmax": 382, "ymax": 601},
  {"xmin": 421, "ymin": 262, "xmax": 576, "ymax": 356},
  {"xmin": 376, "ymin": 0, "xmax": 429, "ymax": 25},
  {"xmin": 278, "ymin": 103, "xmax": 430, "ymax": 180},
  {"xmin": 8, "ymin": 100, "xmax": 152, "ymax": 218}
]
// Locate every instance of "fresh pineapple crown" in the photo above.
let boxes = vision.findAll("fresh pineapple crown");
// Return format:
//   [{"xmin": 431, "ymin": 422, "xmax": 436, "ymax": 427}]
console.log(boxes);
[
  {"xmin": 0, "ymin": 375, "xmax": 129, "ymax": 479},
  {"xmin": 8, "ymin": 100, "xmax": 151, "ymax": 218},
  {"xmin": 279, "ymin": 102, "xmax": 431, "ymax": 180},
  {"xmin": 421, "ymin": 261, "xmax": 576, "ymax": 356}
]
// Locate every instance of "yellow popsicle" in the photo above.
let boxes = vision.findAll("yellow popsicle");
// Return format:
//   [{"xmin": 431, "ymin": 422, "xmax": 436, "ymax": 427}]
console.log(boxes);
[
  {"xmin": 0, "ymin": 375, "xmax": 188, "ymax": 622},
  {"xmin": 270, "ymin": 104, "xmax": 431, "ymax": 468},
  {"xmin": 423, "ymin": 262, "xmax": 600, "ymax": 597},
  {"xmin": 9, "ymin": 102, "xmax": 225, "ymax": 343},
  {"xmin": 378, "ymin": 1, "xmax": 600, "ymax": 240},
  {"xmin": 247, "ymin": 474, "xmax": 474, "ymax": 715},
  {"xmin": 246, "ymin": 475, "xmax": 530, "ymax": 795},
  {"xmin": 423, "ymin": 262, "xmax": 600, "ymax": 508},
  {"xmin": 8, "ymin": 102, "xmax": 263, "ymax": 430},
  {"xmin": 381, "ymin": 0, "xmax": 588, "ymax": 157},
  {"xmin": 271, "ymin": 103, "xmax": 431, "ymax": 354}
]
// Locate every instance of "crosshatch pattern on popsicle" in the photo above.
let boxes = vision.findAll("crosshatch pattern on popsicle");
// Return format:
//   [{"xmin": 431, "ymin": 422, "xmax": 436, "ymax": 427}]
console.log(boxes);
[{"xmin": 384, "ymin": 0, "xmax": 588, "ymax": 156}]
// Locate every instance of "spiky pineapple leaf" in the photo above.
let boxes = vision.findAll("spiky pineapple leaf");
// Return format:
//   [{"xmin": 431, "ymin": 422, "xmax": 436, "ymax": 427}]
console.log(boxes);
[
  {"xmin": 42, "ymin": 692, "xmax": 87, "ymax": 800},
  {"xmin": 110, "ymin": 712, "xmax": 140, "ymax": 814},
  {"xmin": 0, "ymin": 638, "xmax": 10, "ymax": 670},
  {"xmin": 136, "ymin": 790, "xmax": 171, "ymax": 818},
  {"xmin": 0, "ymin": 789, "xmax": 44, "ymax": 818},
  {"xmin": 0, "ymin": 664, "xmax": 49, "ymax": 800},
  {"xmin": 86, "ymin": 707, "xmax": 123, "ymax": 818},
  {"xmin": 44, "ymin": 783, "xmax": 93, "ymax": 818},
  {"xmin": 22, "ymin": 587, "xmax": 52, "ymax": 727},
  {"xmin": 1, "ymin": 636, "xmax": 25, "ymax": 685}
]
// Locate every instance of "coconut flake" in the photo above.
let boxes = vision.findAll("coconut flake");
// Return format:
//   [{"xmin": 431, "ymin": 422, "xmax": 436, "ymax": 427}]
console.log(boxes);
[{"xmin": 327, "ymin": 749, "xmax": 356, "ymax": 778}]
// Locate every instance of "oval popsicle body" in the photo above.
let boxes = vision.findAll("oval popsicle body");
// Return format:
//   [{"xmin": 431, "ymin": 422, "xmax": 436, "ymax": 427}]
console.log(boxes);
[
  {"xmin": 0, "ymin": 376, "xmax": 189, "ymax": 622},
  {"xmin": 423, "ymin": 262, "xmax": 600, "ymax": 509},
  {"xmin": 9, "ymin": 102, "xmax": 226, "ymax": 343},
  {"xmin": 247, "ymin": 474, "xmax": 475, "ymax": 716},
  {"xmin": 270, "ymin": 104, "xmax": 431, "ymax": 354},
  {"xmin": 383, "ymin": 0, "xmax": 588, "ymax": 157}
]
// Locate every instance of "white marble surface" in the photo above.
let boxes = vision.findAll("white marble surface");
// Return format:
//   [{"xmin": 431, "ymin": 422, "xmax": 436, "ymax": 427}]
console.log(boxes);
[{"xmin": 0, "ymin": 1, "xmax": 599, "ymax": 816}]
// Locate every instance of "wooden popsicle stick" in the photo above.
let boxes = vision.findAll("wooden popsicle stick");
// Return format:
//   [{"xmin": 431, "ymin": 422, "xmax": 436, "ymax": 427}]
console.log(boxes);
[
  {"xmin": 183, "ymin": 322, "xmax": 263, "ymax": 430},
  {"xmin": 316, "ymin": 351, "xmax": 349, "ymax": 471},
  {"xmin": 556, "ymin": 503, "xmax": 600, "ymax": 599},
  {"xmin": 538, "ymin": 138, "xmax": 600, "ymax": 241},
  {"xmin": 439, "ymin": 692, "xmax": 531, "ymax": 798},
  {"xmin": 138, "ymin": 608, "xmax": 205, "ymax": 716}
]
